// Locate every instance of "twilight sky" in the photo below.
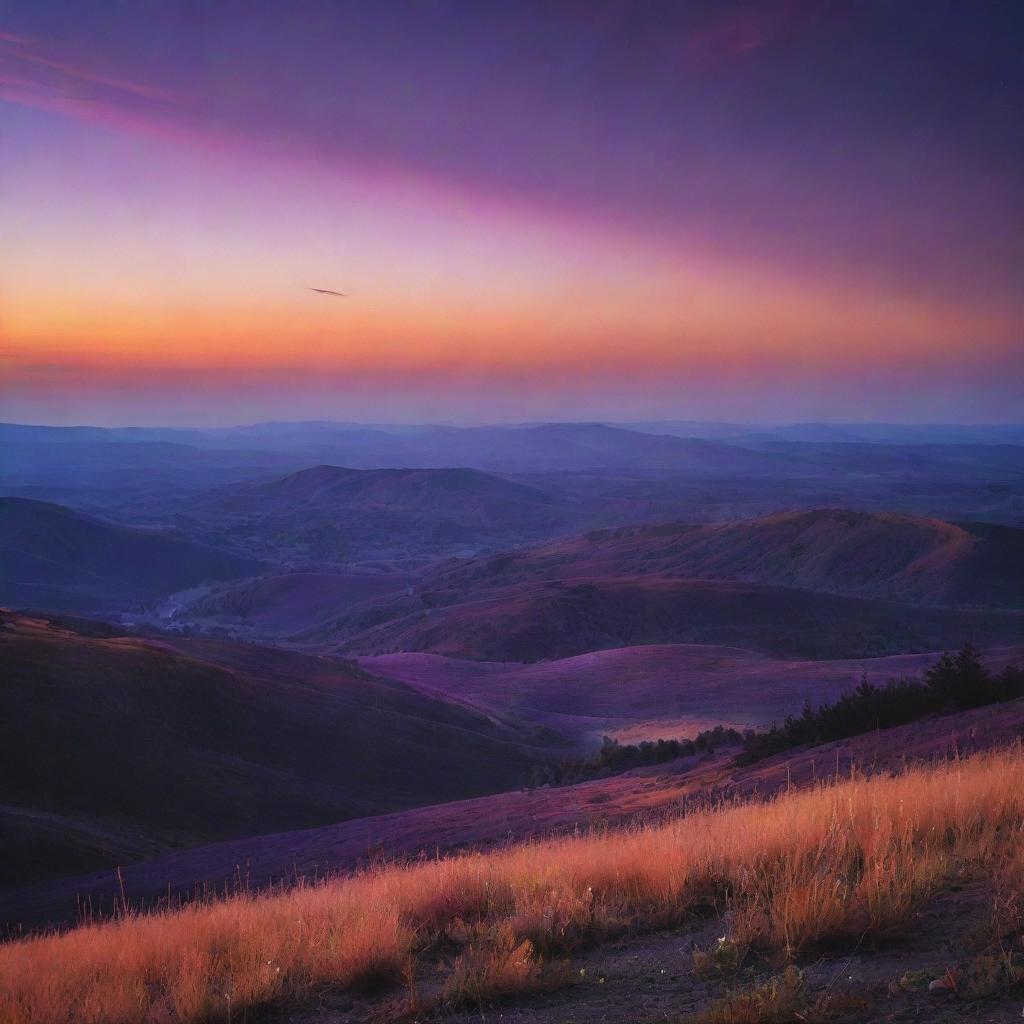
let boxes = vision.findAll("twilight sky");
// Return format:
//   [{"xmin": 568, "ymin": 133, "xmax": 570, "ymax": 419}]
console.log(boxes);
[{"xmin": 1, "ymin": 0, "xmax": 1021, "ymax": 425}]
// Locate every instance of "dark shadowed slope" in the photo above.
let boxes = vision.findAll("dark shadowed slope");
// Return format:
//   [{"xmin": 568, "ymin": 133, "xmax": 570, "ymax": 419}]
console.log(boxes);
[
  {"xmin": 418, "ymin": 509, "xmax": 1024, "ymax": 608},
  {"xmin": 0, "ymin": 498, "xmax": 262, "ymax": 614},
  {"xmin": 0, "ymin": 613, "xmax": 556, "ymax": 889},
  {"xmin": 180, "ymin": 571, "xmax": 414, "ymax": 637},
  {"xmin": 321, "ymin": 576, "xmax": 1024, "ymax": 661}
]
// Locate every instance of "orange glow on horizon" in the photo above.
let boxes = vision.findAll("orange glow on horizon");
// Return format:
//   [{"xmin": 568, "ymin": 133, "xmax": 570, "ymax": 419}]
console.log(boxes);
[
  {"xmin": 1, "ymin": 68, "xmax": 1020, "ymax": 421},
  {"xmin": 4, "ymin": 264, "xmax": 1015, "ymax": 382}
]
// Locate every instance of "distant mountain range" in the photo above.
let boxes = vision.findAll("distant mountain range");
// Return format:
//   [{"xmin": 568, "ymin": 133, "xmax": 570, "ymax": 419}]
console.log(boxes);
[
  {"xmin": 5, "ymin": 420, "xmax": 1022, "ymax": 482},
  {"xmin": 5, "ymin": 419, "xmax": 1023, "ymax": 449},
  {"xmin": 625, "ymin": 421, "xmax": 1024, "ymax": 446},
  {"xmin": 4, "ymin": 422, "xmax": 1021, "ymax": 531}
]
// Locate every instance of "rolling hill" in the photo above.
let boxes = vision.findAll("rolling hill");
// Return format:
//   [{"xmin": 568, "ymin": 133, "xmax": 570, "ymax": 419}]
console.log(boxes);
[
  {"xmin": 0, "ymin": 612, "xmax": 556, "ymax": 888},
  {"xmin": 284, "ymin": 510, "xmax": 1024, "ymax": 661},
  {"xmin": 0, "ymin": 498, "xmax": 262, "ymax": 614},
  {"xmin": 361, "ymin": 643, "xmax": 1024, "ymax": 746},
  {"xmin": 232, "ymin": 464, "xmax": 562, "ymax": 522},
  {"xmin": 159, "ymin": 464, "xmax": 577, "ymax": 563},
  {"xmin": 7, "ymin": 421, "xmax": 1021, "ymax": 539},
  {"xmin": 418, "ymin": 509, "xmax": 1024, "ymax": 608},
  {"xmin": 319, "ymin": 575, "xmax": 1024, "ymax": 662}
]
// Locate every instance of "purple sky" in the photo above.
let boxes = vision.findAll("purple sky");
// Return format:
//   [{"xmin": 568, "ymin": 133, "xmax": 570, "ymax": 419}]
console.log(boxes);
[{"xmin": 1, "ymin": 1, "xmax": 1021, "ymax": 425}]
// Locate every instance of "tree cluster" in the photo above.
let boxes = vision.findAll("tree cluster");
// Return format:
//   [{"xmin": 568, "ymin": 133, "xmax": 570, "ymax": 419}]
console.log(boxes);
[
  {"xmin": 528, "ymin": 724, "xmax": 743, "ymax": 788},
  {"xmin": 739, "ymin": 644, "xmax": 1024, "ymax": 765}
]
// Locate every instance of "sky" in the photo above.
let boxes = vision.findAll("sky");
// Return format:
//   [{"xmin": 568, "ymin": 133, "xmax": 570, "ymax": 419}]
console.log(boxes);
[{"xmin": 1, "ymin": 0, "xmax": 1022, "ymax": 426}]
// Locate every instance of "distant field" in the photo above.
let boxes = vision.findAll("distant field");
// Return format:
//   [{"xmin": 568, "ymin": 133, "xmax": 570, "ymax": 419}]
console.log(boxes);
[{"xmin": 363, "ymin": 643, "xmax": 1024, "ymax": 745}]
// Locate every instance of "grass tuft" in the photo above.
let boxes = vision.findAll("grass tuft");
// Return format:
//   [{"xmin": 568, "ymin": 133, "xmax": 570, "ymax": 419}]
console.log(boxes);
[{"xmin": 687, "ymin": 965, "xmax": 805, "ymax": 1023}]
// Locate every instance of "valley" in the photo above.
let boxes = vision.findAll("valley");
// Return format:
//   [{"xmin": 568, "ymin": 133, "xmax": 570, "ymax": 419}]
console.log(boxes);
[{"xmin": 1, "ymin": 419, "xmax": 1022, "ymax": 1022}]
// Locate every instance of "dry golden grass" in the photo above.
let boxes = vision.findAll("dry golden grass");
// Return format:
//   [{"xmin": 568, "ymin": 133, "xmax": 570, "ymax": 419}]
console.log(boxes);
[
  {"xmin": 3, "ymin": 743, "xmax": 1023, "ymax": 1023},
  {"xmin": 689, "ymin": 965, "xmax": 806, "ymax": 1024},
  {"xmin": 439, "ymin": 922, "xmax": 544, "ymax": 1008}
]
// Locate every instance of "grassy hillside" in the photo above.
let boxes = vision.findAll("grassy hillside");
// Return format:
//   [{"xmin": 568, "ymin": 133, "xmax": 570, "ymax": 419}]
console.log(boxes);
[
  {"xmin": 9, "ymin": 695, "xmax": 1021, "ymax": 938},
  {"xmin": 4, "ymin": 741, "xmax": 1024, "ymax": 1023}
]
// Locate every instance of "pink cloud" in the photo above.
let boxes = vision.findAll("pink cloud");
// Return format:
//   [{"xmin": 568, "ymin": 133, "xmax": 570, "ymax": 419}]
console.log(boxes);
[
  {"xmin": 0, "ymin": 71, "xmax": 38, "ymax": 90},
  {"xmin": 0, "ymin": 32, "xmax": 206, "ymax": 157},
  {"xmin": 0, "ymin": 32, "xmax": 182, "ymax": 123},
  {"xmin": 11, "ymin": 49, "xmax": 178, "ymax": 101}
]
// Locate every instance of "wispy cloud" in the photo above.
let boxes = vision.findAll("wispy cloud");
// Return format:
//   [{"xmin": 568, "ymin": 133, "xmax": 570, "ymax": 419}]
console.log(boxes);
[
  {"xmin": 15, "ymin": 50, "xmax": 177, "ymax": 100},
  {"xmin": 0, "ymin": 30, "xmax": 183, "ymax": 125}
]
